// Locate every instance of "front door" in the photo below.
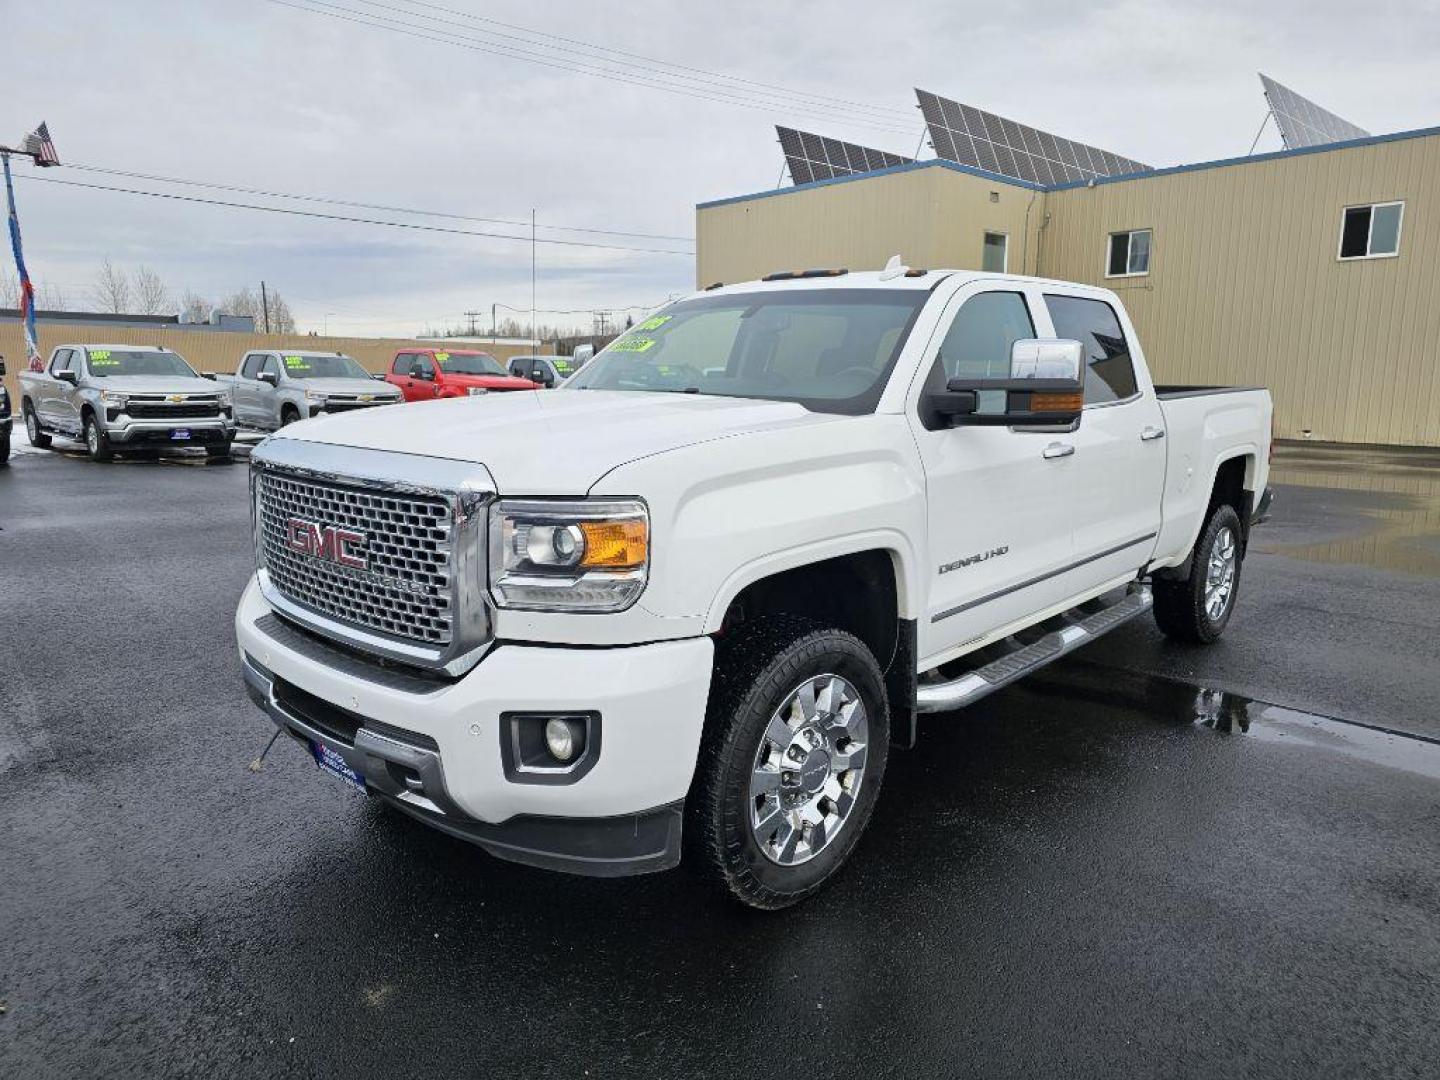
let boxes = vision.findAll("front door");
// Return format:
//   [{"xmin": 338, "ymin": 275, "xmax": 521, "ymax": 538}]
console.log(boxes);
[
  {"xmin": 909, "ymin": 283, "xmax": 1078, "ymax": 664},
  {"xmin": 1036, "ymin": 290, "xmax": 1166, "ymax": 591}
]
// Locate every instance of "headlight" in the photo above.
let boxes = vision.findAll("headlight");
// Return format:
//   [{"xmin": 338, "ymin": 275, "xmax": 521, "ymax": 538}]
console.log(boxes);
[
  {"xmin": 100, "ymin": 390, "xmax": 128, "ymax": 408},
  {"xmin": 489, "ymin": 499, "xmax": 648, "ymax": 612},
  {"xmin": 467, "ymin": 387, "xmax": 488, "ymax": 396},
  {"xmin": 216, "ymin": 389, "xmax": 233, "ymax": 407},
  {"xmin": 304, "ymin": 390, "xmax": 327, "ymax": 403}
]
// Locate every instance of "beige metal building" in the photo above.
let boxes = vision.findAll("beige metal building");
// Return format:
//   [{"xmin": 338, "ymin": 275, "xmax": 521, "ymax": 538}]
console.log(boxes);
[{"xmin": 697, "ymin": 126, "xmax": 1440, "ymax": 447}]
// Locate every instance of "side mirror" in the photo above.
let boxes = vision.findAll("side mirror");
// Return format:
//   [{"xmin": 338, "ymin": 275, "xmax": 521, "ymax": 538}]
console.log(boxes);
[
  {"xmin": 927, "ymin": 338, "xmax": 1086, "ymax": 427},
  {"xmin": 55, "ymin": 368, "xmax": 79, "ymax": 385},
  {"xmin": 371, "ymin": 373, "xmax": 386, "ymax": 381},
  {"xmin": 257, "ymin": 370, "xmax": 279, "ymax": 386}
]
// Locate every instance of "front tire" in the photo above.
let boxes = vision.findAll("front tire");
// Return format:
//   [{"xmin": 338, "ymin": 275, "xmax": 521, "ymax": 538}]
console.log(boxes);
[
  {"xmin": 689, "ymin": 616, "xmax": 889, "ymax": 909},
  {"xmin": 280, "ymin": 405, "xmax": 300, "ymax": 428},
  {"xmin": 1154, "ymin": 503, "xmax": 1244, "ymax": 644},
  {"xmin": 23, "ymin": 402, "xmax": 51, "ymax": 449},
  {"xmin": 83, "ymin": 412, "xmax": 113, "ymax": 462}
]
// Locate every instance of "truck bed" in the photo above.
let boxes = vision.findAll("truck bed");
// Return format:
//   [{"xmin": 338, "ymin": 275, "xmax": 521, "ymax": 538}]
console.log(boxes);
[{"xmin": 1154, "ymin": 385, "xmax": 1265, "ymax": 399}]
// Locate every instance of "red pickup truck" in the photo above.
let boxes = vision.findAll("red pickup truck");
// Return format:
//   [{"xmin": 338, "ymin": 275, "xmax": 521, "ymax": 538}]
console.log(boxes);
[{"xmin": 386, "ymin": 348, "xmax": 539, "ymax": 401}]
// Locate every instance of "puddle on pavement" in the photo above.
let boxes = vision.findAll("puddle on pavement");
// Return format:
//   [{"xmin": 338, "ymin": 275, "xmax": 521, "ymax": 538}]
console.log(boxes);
[
  {"xmin": 1261, "ymin": 446, "xmax": 1440, "ymax": 575},
  {"xmin": 1031, "ymin": 662, "xmax": 1440, "ymax": 782}
]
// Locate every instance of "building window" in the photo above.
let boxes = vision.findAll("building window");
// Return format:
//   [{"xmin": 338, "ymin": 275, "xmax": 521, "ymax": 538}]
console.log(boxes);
[
  {"xmin": 1106, "ymin": 229, "xmax": 1151, "ymax": 277},
  {"xmin": 982, "ymin": 231, "xmax": 1008, "ymax": 273},
  {"xmin": 1339, "ymin": 202, "xmax": 1403, "ymax": 260}
]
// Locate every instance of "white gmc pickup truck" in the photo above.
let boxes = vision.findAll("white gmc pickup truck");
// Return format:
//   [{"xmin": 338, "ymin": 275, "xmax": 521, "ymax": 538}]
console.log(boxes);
[{"xmin": 236, "ymin": 266, "xmax": 1272, "ymax": 908}]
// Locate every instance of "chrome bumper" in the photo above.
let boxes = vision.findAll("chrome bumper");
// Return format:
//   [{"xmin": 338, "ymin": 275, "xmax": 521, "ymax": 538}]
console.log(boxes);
[{"xmin": 105, "ymin": 417, "xmax": 236, "ymax": 442}]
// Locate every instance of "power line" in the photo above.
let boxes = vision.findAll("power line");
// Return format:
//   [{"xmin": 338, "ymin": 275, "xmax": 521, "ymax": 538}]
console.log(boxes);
[
  {"xmin": 63, "ymin": 162, "xmax": 693, "ymax": 242},
  {"xmin": 265, "ymin": 0, "xmax": 918, "ymax": 139},
  {"xmin": 14, "ymin": 174, "xmax": 695, "ymax": 256},
  {"xmin": 351, "ymin": 0, "xmax": 918, "ymax": 124}
]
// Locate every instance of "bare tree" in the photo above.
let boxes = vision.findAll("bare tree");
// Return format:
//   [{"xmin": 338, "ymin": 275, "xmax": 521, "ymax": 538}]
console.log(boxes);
[
  {"xmin": 132, "ymin": 265, "xmax": 170, "ymax": 315},
  {"xmin": 267, "ymin": 291, "xmax": 296, "ymax": 334},
  {"xmin": 91, "ymin": 258, "xmax": 132, "ymax": 314},
  {"xmin": 0, "ymin": 270, "xmax": 16, "ymax": 308},
  {"xmin": 223, "ymin": 285, "xmax": 295, "ymax": 334},
  {"xmin": 180, "ymin": 290, "xmax": 213, "ymax": 323}
]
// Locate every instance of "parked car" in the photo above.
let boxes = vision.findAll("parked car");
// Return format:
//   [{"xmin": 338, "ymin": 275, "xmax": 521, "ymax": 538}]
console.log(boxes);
[
  {"xmin": 20, "ymin": 344, "xmax": 236, "ymax": 461},
  {"xmin": 506, "ymin": 354, "xmax": 572, "ymax": 388},
  {"xmin": 215, "ymin": 350, "xmax": 402, "ymax": 431},
  {"xmin": 386, "ymin": 348, "xmax": 537, "ymax": 401},
  {"xmin": 0, "ymin": 356, "xmax": 12, "ymax": 467},
  {"xmin": 235, "ymin": 266, "xmax": 1273, "ymax": 908}
]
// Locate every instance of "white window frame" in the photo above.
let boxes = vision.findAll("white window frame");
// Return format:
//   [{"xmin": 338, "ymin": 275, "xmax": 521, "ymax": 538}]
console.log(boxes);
[
  {"xmin": 1104, "ymin": 228, "xmax": 1151, "ymax": 279},
  {"xmin": 1337, "ymin": 200, "xmax": 1404, "ymax": 262},
  {"xmin": 981, "ymin": 230, "xmax": 1009, "ymax": 273}
]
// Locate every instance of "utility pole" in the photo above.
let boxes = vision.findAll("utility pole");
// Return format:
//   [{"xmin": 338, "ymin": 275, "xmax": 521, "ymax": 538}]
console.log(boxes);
[
  {"xmin": 464, "ymin": 310, "xmax": 480, "ymax": 336},
  {"xmin": 260, "ymin": 280, "xmax": 271, "ymax": 334},
  {"xmin": 491, "ymin": 302, "xmax": 497, "ymax": 339},
  {"xmin": 530, "ymin": 209, "xmax": 537, "ymax": 348}
]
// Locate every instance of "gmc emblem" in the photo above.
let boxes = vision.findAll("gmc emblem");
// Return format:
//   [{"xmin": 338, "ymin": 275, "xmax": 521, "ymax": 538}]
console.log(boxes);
[{"xmin": 285, "ymin": 517, "xmax": 368, "ymax": 570}]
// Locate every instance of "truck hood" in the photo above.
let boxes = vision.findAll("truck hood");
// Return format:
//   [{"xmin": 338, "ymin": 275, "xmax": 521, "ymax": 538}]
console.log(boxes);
[
  {"xmin": 440, "ymin": 372, "xmax": 539, "ymax": 391},
  {"xmin": 91, "ymin": 375, "xmax": 227, "ymax": 395},
  {"xmin": 295, "ymin": 377, "xmax": 399, "ymax": 396},
  {"xmin": 273, "ymin": 389, "xmax": 841, "ymax": 494}
]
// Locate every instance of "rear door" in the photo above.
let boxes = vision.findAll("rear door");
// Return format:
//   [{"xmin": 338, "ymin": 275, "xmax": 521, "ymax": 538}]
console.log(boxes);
[
  {"xmin": 234, "ymin": 353, "xmax": 263, "ymax": 424},
  {"xmin": 36, "ymin": 349, "xmax": 71, "ymax": 425},
  {"xmin": 1037, "ymin": 290, "xmax": 1166, "ymax": 591},
  {"xmin": 910, "ymin": 282, "xmax": 1079, "ymax": 662}
]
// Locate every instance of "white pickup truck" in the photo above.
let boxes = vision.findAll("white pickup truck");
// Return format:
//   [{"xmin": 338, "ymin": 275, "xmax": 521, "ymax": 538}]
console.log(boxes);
[{"xmin": 235, "ymin": 266, "xmax": 1272, "ymax": 908}]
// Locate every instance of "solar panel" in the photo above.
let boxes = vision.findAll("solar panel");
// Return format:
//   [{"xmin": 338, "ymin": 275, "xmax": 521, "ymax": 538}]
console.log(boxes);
[
  {"xmin": 777, "ymin": 126, "xmax": 913, "ymax": 186},
  {"xmin": 1259, "ymin": 74, "xmax": 1369, "ymax": 150},
  {"xmin": 915, "ymin": 89, "xmax": 1149, "ymax": 186}
]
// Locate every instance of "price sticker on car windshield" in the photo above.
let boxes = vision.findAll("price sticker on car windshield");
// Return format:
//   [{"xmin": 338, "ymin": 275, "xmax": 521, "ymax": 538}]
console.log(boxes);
[
  {"xmin": 434, "ymin": 352, "xmax": 450, "ymax": 364},
  {"xmin": 90, "ymin": 350, "xmax": 117, "ymax": 366},
  {"xmin": 610, "ymin": 337, "xmax": 657, "ymax": 354},
  {"xmin": 284, "ymin": 355, "xmax": 311, "ymax": 371},
  {"xmin": 634, "ymin": 314, "xmax": 672, "ymax": 333}
]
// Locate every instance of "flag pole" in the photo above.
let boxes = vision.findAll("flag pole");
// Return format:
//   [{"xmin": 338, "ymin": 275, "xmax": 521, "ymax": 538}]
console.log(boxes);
[{"xmin": 3, "ymin": 152, "xmax": 42, "ymax": 371}]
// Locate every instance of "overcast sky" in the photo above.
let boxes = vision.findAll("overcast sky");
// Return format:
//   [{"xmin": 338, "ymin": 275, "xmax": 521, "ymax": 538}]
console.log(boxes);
[{"xmin": 6, "ymin": 0, "xmax": 1438, "ymax": 337}]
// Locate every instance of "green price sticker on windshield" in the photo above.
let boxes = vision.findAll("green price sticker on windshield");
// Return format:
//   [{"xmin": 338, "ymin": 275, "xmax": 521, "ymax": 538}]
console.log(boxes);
[
  {"xmin": 284, "ymin": 355, "xmax": 310, "ymax": 369},
  {"xmin": 610, "ymin": 337, "xmax": 657, "ymax": 353},
  {"xmin": 434, "ymin": 352, "xmax": 450, "ymax": 364},
  {"xmin": 634, "ymin": 314, "xmax": 672, "ymax": 333},
  {"xmin": 90, "ymin": 350, "xmax": 115, "ymax": 364}
]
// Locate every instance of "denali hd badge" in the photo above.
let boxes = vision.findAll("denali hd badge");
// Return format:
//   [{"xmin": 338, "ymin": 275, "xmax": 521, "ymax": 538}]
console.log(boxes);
[
  {"xmin": 939, "ymin": 546, "xmax": 1009, "ymax": 574},
  {"xmin": 285, "ymin": 518, "xmax": 368, "ymax": 570}
]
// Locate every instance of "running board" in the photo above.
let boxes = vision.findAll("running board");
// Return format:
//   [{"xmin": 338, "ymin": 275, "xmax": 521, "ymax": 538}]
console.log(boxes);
[{"xmin": 915, "ymin": 585, "xmax": 1152, "ymax": 714}]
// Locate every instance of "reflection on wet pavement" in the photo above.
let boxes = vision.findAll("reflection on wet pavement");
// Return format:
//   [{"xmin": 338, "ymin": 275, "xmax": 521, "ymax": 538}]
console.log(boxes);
[{"xmin": 1260, "ymin": 444, "xmax": 1440, "ymax": 575}]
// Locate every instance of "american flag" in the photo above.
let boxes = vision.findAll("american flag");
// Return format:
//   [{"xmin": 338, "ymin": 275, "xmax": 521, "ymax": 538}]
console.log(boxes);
[{"xmin": 22, "ymin": 122, "xmax": 59, "ymax": 167}]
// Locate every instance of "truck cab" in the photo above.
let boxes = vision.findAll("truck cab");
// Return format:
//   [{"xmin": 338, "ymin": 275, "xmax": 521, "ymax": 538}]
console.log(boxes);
[
  {"xmin": 224, "ymin": 350, "xmax": 402, "ymax": 431},
  {"xmin": 19, "ymin": 344, "xmax": 236, "ymax": 460},
  {"xmin": 386, "ymin": 349, "xmax": 538, "ymax": 400}
]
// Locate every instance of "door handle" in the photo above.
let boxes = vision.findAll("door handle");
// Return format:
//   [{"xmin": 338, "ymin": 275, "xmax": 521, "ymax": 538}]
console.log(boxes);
[
  {"xmin": 1140, "ymin": 426, "xmax": 1166, "ymax": 441},
  {"xmin": 1042, "ymin": 442, "xmax": 1075, "ymax": 460}
]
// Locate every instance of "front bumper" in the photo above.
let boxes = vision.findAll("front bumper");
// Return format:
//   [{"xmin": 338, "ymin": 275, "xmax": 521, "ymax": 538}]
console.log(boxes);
[
  {"xmin": 235, "ymin": 576, "xmax": 714, "ymax": 876},
  {"xmin": 104, "ymin": 416, "xmax": 236, "ymax": 444}
]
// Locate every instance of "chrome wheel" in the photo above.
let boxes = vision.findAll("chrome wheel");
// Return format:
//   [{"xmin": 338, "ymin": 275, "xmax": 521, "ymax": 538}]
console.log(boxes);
[
  {"xmin": 1204, "ymin": 525, "xmax": 1237, "ymax": 621},
  {"xmin": 86, "ymin": 420, "xmax": 99, "ymax": 454},
  {"xmin": 749, "ymin": 673, "xmax": 869, "ymax": 867}
]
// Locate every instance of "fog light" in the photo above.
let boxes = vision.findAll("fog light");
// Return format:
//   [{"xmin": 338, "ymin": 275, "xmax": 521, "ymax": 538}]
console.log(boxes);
[{"xmin": 545, "ymin": 717, "xmax": 580, "ymax": 762}]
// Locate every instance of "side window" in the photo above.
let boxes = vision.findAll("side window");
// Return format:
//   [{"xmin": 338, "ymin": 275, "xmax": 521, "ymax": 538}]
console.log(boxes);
[
  {"xmin": 934, "ymin": 291, "xmax": 1035, "ymax": 382},
  {"xmin": 392, "ymin": 353, "xmax": 413, "ymax": 375},
  {"xmin": 240, "ymin": 354, "xmax": 262, "ymax": 378},
  {"xmin": 509, "ymin": 358, "xmax": 529, "ymax": 378},
  {"xmin": 1043, "ymin": 294, "xmax": 1138, "ymax": 404},
  {"xmin": 412, "ymin": 355, "xmax": 434, "ymax": 378},
  {"xmin": 1106, "ymin": 229, "xmax": 1151, "ymax": 277},
  {"xmin": 50, "ymin": 348, "xmax": 73, "ymax": 375},
  {"xmin": 260, "ymin": 355, "xmax": 281, "ymax": 379}
]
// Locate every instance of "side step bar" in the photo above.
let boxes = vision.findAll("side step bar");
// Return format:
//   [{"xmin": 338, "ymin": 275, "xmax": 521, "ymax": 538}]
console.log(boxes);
[{"xmin": 915, "ymin": 584, "xmax": 1153, "ymax": 714}]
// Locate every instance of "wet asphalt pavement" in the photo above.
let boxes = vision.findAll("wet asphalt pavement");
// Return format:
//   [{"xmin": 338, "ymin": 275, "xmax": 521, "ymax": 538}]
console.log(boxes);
[{"xmin": 1, "ymin": 440, "xmax": 1438, "ymax": 1078}]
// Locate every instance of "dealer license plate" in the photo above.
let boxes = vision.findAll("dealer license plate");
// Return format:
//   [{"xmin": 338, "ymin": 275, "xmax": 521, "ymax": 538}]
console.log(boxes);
[
  {"xmin": 171, "ymin": 428, "xmax": 191, "ymax": 441},
  {"xmin": 311, "ymin": 740, "xmax": 366, "ymax": 793}
]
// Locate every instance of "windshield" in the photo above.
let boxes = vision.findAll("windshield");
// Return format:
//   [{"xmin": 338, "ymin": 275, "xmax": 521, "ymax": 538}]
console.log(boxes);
[
  {"xmin": 565, "ymin": 289, "xmax": 928, "ymax": 414},
  {"xmin": 434, "ymin": 351, "xmax": 506, "ymax": 376},
  {"xmin": 87, "ymin": 349, "xmax": 198, "ymax": 378},
  {"xmin": 282, "ymin": 354, "xmax": 370, "ymax": 380}
]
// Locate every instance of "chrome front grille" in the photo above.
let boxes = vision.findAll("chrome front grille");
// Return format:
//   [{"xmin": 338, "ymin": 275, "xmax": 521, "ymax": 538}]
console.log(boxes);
[{"xmin": 257, "ymin": 469, "xmax": 454, "ymax": 646}]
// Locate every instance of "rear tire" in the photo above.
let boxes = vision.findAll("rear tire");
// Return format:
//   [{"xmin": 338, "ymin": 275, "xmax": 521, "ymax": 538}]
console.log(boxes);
[
  {"xmin": 23, "ymin": 401, "xmax": 51, "ymax": 449},
  {"xmin": 688, "ymin": 615, "xmax": 890, "ymax": 910},
  {"xmin": 1154, "ymin": 503, "xmax": 1244, "ymax": 644},
  {"xmin": 83, "ymin": 412, "xmax": 113, "ymax": 462}
]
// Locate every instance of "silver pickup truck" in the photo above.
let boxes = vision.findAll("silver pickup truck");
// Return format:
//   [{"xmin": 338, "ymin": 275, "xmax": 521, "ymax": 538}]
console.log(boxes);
[
  {"xmin": 218, "ymin": 350, "xmax": 402, "ymax": 431},
  {"xmin": 19, "ymin": 344, "xmax": 237, "ymax": 461}
]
